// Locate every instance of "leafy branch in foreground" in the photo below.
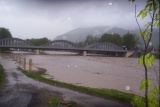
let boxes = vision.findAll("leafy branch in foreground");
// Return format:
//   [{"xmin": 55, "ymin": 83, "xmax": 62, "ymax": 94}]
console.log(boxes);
[{"xmin": 130, "ymin": 0, "xmax": 160, "ymax": 107}]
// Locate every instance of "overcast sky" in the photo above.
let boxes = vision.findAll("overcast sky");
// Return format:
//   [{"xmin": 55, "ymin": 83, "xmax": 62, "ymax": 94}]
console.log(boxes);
[{"xmin": 0, "ymin": 0, "xmax": 148, "ymax": 40}]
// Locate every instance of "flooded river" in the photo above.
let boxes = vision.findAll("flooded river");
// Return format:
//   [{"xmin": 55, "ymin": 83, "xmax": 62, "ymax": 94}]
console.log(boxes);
[
  {"xmin": 1, "ymin": 52, "xmax": 133, "ymax": 107},
  {"xmin": 10, "ymin": 51, "xmax": 159, "ymax": 95}
]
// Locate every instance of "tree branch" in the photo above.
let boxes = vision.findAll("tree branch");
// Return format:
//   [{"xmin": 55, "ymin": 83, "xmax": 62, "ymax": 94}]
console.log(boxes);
[{"xmin": 135, "ymin": 5, "xmax": 147, "ymax": 49}]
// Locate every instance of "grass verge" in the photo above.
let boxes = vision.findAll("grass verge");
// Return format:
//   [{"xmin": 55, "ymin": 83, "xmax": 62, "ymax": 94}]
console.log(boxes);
[
  {"xmin": 48, "ymin": 96, "xmax": 82, "ymax": 107},
  {"xmin": 0, "ymin": 64, "xmax": 5, "ymax": 85},
  {"xmin": 18, "ymin": 67, "xmax": 135, "ymax": 103}
]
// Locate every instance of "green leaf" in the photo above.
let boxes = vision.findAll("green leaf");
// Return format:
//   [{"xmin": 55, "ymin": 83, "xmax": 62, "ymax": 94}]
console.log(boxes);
[
  {"xmin": 153, "ymin": 3, "xmax": 158, "ymax": 10},
  {"xmin": 157, "ymin": 21, "xmax": 160, "ymax": 27},
  {"xmin": 137, "ymin": 11, "xmax": 143, "ymax": 17},
  {"xmin": 138, "ymin": 55, "xmax": 143, "ymax": 65},
  {"xmin": 139, "ymin": 32, "xmax": 142, "ymax": 37},
  {"xmin": 145, "ymin": 22, "xmax": 151, "ymax": 27},
  {"xmin": 148, "ymin": 91, "xmax": 159, "ymax": 107},
  {"xmin": 142, "ymin": 11, "xmax": 147, "ymax": 19},
  {"xmin": 153, "ymin": 20, "xmax": 158, "ymax": 26},
  {"xmin": 131, "ymin": 95, "xmax": 145, "ymax": 107},
  {"xmin": 147, "ymin": 0, "xmax": 153, "ymax": 3},
  {"xmin": 144, "ymin": 3, "xmax": 152, "ymax": 10},
  {"xmin": 148, "ymin": 3, "xmax": 153, "ymax": 11},
  {"xmin": 140, "ymin": 78, "xmax": 152, "ymax": 90},
  {"xmin": 152, "ymin": 86, "xmax": 159, "ymax": 93},
  {"xmin": 147, "ymin": 30, "xmax": 152, "ymax": 34},
  {"xmin": 138, "ymin": 53, "xmax": 156, "ymax": 66},
  {"xmin": 138, "ymin": 32, "xmax": 149, "ymax": 41},
  {"xmin": 144, "ymin": 32, "xmax": 149, "ymax": 41}
]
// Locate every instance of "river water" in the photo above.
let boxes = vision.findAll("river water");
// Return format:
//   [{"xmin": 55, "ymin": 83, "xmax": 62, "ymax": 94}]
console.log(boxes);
[{"xmin": 11, "ymin": 51, "xmax": 159, "ymax": 95}]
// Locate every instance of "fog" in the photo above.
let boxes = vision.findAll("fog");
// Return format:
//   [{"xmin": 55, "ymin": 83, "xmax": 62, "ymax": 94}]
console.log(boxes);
[{"xmin": 0, "ymin": 0, "xmax": 148, "ymax": 40}]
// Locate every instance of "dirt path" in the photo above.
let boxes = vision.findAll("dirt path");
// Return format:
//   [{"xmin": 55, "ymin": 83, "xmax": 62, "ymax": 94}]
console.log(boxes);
[{"xmin": 0, "ymin": 54, "xmax": 131, "ymax": 107}]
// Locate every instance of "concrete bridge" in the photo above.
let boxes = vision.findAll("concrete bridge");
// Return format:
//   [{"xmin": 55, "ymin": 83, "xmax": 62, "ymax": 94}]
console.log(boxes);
[{"xmin": 0, "ymin": 38, "xmax": 128, "ymax": 56}]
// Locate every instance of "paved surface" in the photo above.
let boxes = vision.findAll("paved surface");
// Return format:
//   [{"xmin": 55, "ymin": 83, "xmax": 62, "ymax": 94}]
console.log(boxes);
[{"xmin": 0, "ymin": 54, "xmax": 132, "ymax": 107}]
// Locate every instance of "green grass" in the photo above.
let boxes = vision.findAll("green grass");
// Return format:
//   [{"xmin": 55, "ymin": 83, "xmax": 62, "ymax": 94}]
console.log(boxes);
[
  {"xmin": 48, "ymin": 96, "xmax": 82, "ymax": 107},
  {"xmin": 18, "ymin": 67, "xmax": 135, "ymax": 103},
  {"xmin": 0, "ymin": 64, "xmax": 5, "ymax": 85}
]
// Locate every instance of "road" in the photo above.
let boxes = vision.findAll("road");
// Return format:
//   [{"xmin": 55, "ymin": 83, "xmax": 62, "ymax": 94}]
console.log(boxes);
[{"xmin": 0, "ymin": 54, "xmax": 131, "ymax": 107}]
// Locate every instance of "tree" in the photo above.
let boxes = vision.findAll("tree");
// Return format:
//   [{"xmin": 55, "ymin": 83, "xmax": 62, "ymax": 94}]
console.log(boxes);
[
  {"xmin": 85, "ymin": 34, "xmax": 99, "ymax": 45},
  {"xmin": 130, "ymin": 0, "xmax": 160, "ymax": 107},
  {"xmin": 122, "ymin": 33, "xmax": 136, "ymax": 50},
  {"xmin": 0, "ymin": 27, "xmax": 12, "ymax": 52},
  {"xmin": 0, "ymin": 27, "xmax": 12, "ymax": 39},
  {"xmin": 78, "ymin": 34, "xmax": 100, "ymax": 47},
  {"xmin": 26, "ymin": 37, "xmax": 50, "ymax": 46},
  {"xmin": 112, "ymin": 33, "xmax": 122, "ymax": 46},
  {"xmin": 78, "ymin": 42, "xmax": 86, "ymax": 47},
  {"xmin": 100, "ymin": 33, "xmax": 112, "ymax": 43},
  {"xmin": 100, "ymin": 33, "xmax": 122, "ymax": 46}
]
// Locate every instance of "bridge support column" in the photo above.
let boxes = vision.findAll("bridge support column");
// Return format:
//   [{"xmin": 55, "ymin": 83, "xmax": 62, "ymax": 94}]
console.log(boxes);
[
  {"xmin": 115, "ymin": 53, "xmax": 119, "ymax": 57},
  {"xmin": 35, "ymin": 49, "xmax": 40, "ymax": 55},
  {"xmin": 82, "ymin": 51, "xmax": 87, "ymax": 56},
  {"xmin": 79, "ymin": 51, "xmax": 87, "ymax": 56}
]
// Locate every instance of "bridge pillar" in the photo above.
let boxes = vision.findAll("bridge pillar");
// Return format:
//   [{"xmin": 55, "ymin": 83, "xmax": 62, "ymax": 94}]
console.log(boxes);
[
  {"xmin": 82, "ymin": 51, "xmax": 87, "ymax": 56},
  {"xmin": 79, "ymin": 51, "xmax": 87, "ymax": 56},
  {"xmin": 35, "ymin": 49, "xmax": 40, "ymax": 55},
  {"xmin": 115, "ymin": 53, "xmax": 119, "ymax": 57}
]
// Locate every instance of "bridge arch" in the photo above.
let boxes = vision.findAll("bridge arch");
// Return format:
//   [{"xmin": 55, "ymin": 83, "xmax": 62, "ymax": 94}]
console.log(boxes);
[
  {"xmin": 42, "ymin": 40, "xmax": 79, "ymax": 49},
  {"xmin": 85, "ymin": 42, "xmax": 124, "ymax": 51},
  {"xmin": 0, "ymin": 38, "xmax": 34, "ymax": 47}
]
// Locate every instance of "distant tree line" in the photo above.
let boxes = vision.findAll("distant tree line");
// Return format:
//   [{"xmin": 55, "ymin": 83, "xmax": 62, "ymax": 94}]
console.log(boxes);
[
  {"xmin": 26, "ymin": 37, "xmax": 51, "ymax": 46},
  {"xmin": 0, "ymin": 27, "xmax": 12, "ymax": 39},
  {"xmin": 78, "ymin": 32, "xmax": 139, "ymax": 50},
  {"xmin": 0, "ymin": 27, "xmax": 12, "ymax": 52}
]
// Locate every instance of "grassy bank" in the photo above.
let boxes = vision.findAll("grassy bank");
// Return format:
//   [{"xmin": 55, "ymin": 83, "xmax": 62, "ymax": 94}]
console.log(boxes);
[
  {"xmin": 18, "ymin": 68, "xmax": 135, "ymax": 103},
  {"xmin": 48, "ymin": 96, "xmax": 82, "ymax": 107},
  {"xmin": 0, "ymin": 64, "xmax": 5, "ymax": 85}
]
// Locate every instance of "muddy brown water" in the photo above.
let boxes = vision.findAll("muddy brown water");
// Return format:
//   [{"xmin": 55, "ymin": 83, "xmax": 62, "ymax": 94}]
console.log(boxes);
[
  {"xmin": 0, "ymin": 52, "xmax": 133, "ymax": 107},
  {"xmin": 12, "ymin": 51, "xmax": 159, "ymax": 95}
]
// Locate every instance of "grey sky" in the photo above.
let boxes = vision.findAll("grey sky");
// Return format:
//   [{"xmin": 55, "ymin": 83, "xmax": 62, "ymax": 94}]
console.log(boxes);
[{"xmin": 0, "ymin": 0, "xmax": 148, "ymax": 40}]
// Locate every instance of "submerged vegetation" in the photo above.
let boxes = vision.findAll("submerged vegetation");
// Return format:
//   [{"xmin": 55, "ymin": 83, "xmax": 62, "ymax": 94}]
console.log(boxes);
[{"xmin": 18, "ymin": 67, "xmax": 135, "ymax": 104}]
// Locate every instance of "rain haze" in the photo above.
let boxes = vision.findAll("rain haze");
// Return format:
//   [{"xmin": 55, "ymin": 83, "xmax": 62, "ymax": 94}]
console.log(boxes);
[{"xmin": 0, "ymin": 0, "xmax": 148, "ymax": 40}]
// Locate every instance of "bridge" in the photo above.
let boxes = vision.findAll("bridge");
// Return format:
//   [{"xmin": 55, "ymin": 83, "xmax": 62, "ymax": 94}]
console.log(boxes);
[{"xmin": 0, "ymin": 38, "xmax": 127, "ymax": 56}]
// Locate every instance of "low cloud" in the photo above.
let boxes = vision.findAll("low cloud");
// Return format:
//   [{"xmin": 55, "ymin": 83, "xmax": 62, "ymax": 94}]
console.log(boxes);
[{"xmin": 0, "ymin": 0, "xmax": 148, "ymax": 40}]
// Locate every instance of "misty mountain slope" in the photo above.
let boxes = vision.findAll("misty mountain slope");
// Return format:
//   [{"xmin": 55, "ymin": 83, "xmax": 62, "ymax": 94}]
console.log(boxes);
[
  {"xmin": 106, "ymin": 27, "xmax": 128, "ymax": 36},
  {"xmin": 54, "ymin": 26, "xmax": 112, "ymax": 42},
  {"xmin": 54, "ymin": 26, "xmax": 159, "ymax": 46}
]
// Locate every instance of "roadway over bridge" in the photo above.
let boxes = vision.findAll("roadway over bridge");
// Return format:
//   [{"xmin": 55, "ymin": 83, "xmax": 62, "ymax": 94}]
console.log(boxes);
[{"xmin": 0, "ymin": 38, "xmax": 127, "ymax": 56}]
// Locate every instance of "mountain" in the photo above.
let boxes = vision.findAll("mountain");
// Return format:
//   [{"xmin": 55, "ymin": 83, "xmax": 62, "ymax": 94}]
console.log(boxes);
[
  {"xmin": 106, "ymin": 27, "xmax": 128, "ymax": 36},
  {"xmin": 54, "ymin": 26, "xmax": 112, "ymax": 42},
  {"xmin": 54, "ymin": 26, "xmax": 159, "ymax": 46}
]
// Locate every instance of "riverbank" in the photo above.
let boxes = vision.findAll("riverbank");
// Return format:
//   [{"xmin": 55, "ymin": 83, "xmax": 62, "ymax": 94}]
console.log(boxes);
[{"xmin": 19, "ymin": 67, "xmax": 135, "ymax": 103}]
